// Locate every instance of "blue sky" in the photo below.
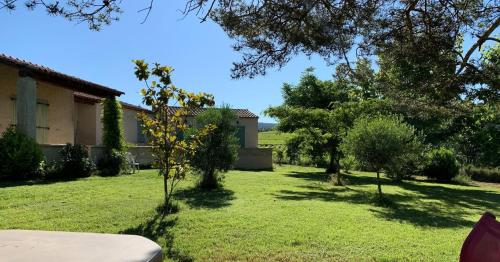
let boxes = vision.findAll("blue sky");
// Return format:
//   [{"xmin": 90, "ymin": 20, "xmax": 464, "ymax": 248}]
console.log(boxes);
[{"xmin": 0, "ymin": 1, "xmax": 335, "ymax": 123}]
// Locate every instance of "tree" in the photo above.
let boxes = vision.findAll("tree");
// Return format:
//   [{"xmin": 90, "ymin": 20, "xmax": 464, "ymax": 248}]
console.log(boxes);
[
  {"xmin": 102, "ymin": 97, "xmax": 125, "ymax": 152},
  {"xmin": 134, "ymin": 60, "xmax": 215, "ymax": 210},
  {"xmin": 99, "ymin": 96, "xmax": 126, "ymax": 176},
  {"xmin": 189, "ymin": 106, "xmax": 239, "ymax": 189},
  {"xmin": 5, "ymin": 1, "xmax": 497, "ymax": 99},
  {"xmin": 342, "ymin": 115, "xmax": 421, "ymax": 200}
]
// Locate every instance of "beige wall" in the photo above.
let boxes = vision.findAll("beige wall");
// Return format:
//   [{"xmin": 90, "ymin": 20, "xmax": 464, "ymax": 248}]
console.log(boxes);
[
  {"xmin": 0, "ymin": 64, "xmax": 75, "ymax": 144},
  {"xmin": 37, "ymin": 79, "xmax": 75, "ymax": 144},
  {"xmin": 123, "ymin": 107, "xmax": 140, "ymax": 145},
  {"xmin": 234, "ymin": 148, "xmax": 273, "ymax": 170},
  {"xmin": 237, "ymin": 118, "xmax": 258, "ymax": 148},
  {"xmin": 75, "ymin": 102, "xmax": 97, "ymax": 145},
  {"xmin": 0, "ymin": 64, "xmax": 17, "ymax": 134}
]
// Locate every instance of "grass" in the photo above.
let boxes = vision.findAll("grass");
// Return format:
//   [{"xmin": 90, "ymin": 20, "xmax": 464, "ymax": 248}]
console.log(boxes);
[
  {"xmin": 1, "ymin": 166, "xmax": 500, "ymax": 261},
  {"xmin": 258, "ymin": 131, "xmax": 293, "ymax": 146}
]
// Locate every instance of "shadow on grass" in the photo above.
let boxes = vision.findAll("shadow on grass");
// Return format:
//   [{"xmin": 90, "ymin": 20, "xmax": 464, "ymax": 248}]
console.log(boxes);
[
  {"xmin": 275, "ymin": 170, "xmax": 500, "ymax": 228},
  {"xmin": 121, "ymin": 206, "xmax": 193, "ymax": 262},
  {"xmin": 0, "ymin": 177, "xmax": 84, "ymax": 188},
  {"xmin": 285, "ymin": 171, "xmax": 330, "ymax": 182},
  {"xmin": 174, "ymin": 187, "xmax": 235, "ymax": 209}
]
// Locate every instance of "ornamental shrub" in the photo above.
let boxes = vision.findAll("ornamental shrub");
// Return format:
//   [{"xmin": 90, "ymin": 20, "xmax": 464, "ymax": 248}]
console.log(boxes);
[
  {"xmin": 50, "ymin": 144, "xmax": 95, "ymax": 179},
  {"xmin": 0, "ymin": 127, "xmax": 43, "ymax": 181},
  {"xmin": 423, "ymin": 147, "xmax": 459, "ymax": 182},
  {"xmin": 98, "ymin": 149, "xmax": 127, "ymax": 177}
]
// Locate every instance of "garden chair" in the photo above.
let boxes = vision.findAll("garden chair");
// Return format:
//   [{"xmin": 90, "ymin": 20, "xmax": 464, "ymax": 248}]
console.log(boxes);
[
  {"xmin": 460, "ymin": 212, "xmax": 500, "ymax": 262},
  {"xmin": 125, "ymin": 152, "xmax": 140, "ymax": 174}
]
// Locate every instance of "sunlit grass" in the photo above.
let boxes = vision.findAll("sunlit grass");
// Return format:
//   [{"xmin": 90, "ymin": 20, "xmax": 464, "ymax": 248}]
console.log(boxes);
[{"xmin": 1, "ymin": 166, "xmax": 499, "ymax": 261}]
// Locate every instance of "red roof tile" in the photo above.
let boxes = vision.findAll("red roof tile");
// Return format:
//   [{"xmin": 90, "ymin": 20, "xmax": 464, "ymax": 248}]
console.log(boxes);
[{"xmin": 0, "ymin": 54, "xmax": 123, "ymax": 97}]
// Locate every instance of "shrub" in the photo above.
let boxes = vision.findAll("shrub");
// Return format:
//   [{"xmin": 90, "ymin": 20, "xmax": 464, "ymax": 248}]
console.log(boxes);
[
  {"xmin": 286, "ymin": 135, "xmax": 303, "ymax": 164},
  {"xmin": 0, "ymin": 127, "xmax": 43, "ymax": 181},
  {"xmin": 98, "ymin": 149, "xmax": 126, "ymax": 177},
  {"xmin": 274, "ymin": 146, "xmax": 285, "ymax": 165},
  {"xmin": 189, "ymin": 107, "xmax": 239, "ymax": 189},
  {"xmin": 423, "ymin": 147, "xmax": 459, "ymax": 182},
  {"xmin": 342, "ymin": 115, "xmax": 421, "ymax": 199},
  {"xmin": 464, "ymin": 166, "xmax": 500, "ymax": 183},
  {"xmin": 57, "ymin": 144, "xmax": 95, "ymax": 179},
  {"xmin": 340, "ymin": 155, "xmax": 356, "ymax": 174}
]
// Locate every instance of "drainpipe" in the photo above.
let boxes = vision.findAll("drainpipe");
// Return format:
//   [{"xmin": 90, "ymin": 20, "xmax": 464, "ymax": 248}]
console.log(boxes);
[{"xmin": 16, "ymin": 70, "xmax": 37, "ymax": 139}]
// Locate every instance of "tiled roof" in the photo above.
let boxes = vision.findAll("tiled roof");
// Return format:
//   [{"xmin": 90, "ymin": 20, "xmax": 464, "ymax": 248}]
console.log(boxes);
[
  {"xmin": 0, "ymin": 54, "xmax": 123, "ymax": 97},
  {"xmin": 122, "ymin": 105, "xmax": 258, "ymax": 118},
  {"xmin": 167, "ymin": 106, "xmax": 258, "ymax": 118}
]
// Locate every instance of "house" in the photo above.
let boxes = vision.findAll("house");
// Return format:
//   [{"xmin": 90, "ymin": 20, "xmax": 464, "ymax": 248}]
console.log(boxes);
[{"xmin": 0, "ymin": 54, "xmax": 272, "ymax": 169}]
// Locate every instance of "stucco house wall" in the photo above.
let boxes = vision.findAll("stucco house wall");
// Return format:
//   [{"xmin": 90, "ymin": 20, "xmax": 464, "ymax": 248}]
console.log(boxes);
[
  {"xmin": 0, "ymin": 64, "xmax": 75, "ymax": 144},
  {"xmin": 122, "ymin": 107, "xmax": 140, "ymax": 145},
  {"xmin": 0, "ymin": 64, "xmax": 17, "ymax": 134},
  {"xmin": 75, "ymin": 102, "xmax": 97, "ymax": 145},
  {"xmin": 237, "ymin": 117, "xmax": 258, "ymax": 148}
]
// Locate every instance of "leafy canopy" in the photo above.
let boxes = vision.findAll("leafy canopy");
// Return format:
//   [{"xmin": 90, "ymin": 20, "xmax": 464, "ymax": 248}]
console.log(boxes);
[{"xmin": 134, "ymin": 60, "xmax": 215, "ymax": 207}]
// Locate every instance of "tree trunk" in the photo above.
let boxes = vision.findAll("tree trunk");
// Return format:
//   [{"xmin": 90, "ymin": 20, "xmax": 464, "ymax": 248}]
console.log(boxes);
[
  {"xmin": 164, "ymin": 174, "xmax": 169, "ymax": 206},
  {"xmin": 336, "ymin": 156, "xmax": 342, "ymax": 185},
  {"xmin": 326, "ymin": 149, "xmax": 338, "ymax": 174},
  {"xmin": 376, "ymin": 171, "xmax": 383, "ymax": 200}
]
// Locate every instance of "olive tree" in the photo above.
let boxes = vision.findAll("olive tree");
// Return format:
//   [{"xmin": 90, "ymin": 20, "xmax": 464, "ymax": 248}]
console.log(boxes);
[
  {"xmin": 189, "ymin": 106, "xmax": 239, "ymax": 189},
  {"xmin": 342, "ymin": 115, "xmax": 421, "ymax": 200}
]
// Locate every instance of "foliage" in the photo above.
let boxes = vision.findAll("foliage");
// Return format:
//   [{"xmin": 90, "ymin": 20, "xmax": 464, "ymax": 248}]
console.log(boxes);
[
  {"xmin": 452, "ymin": 102, "xmax": 499, "ymax": 167},
  {"xmin": 423, "ymin": 147, "xmax": 460, "ymax": 182},
  {"xmin": 342, "ymin": 115, "xmax": 421, "ymax": 199},
  {"xmin": 258, "ymin": 131, "xmax": 293, "ymax": 146},
  {"xmin": 0, "ymin": 127, "xmax": 43, "ymax": 180},
  {"xmin": 97, "ymin": 149, "xmax": 127, "ymax": 177},
  {"xmin": 46, "ymin": 144, "xmax": 95, "ymax": 179},
  {"xmin": 134, "ymin": 60, "xmax": 215, "ymax": 209},
  {"xmin": 463, "ymin": 166, "xmax": 500, "ymax": 184},
  {"xmin": 189, "ymin": 106, "xmax": 239, "ymax": 189},
  {"xmin": 340, "ymin": 155, "xmax": 356, "ymax": 174},
  {"xmin": 102, "ymin": 97, "xmax": 126, "ymax": 152},
  {"xmin": 274, "ymin": 146, "xmax": 284, "ymax": 166},
  {"xmin": 285, "ymin": 134, "xmax": 303, "ymax": 165}
]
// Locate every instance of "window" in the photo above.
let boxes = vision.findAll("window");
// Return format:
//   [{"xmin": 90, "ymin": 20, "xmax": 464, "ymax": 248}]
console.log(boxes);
[
  {"xmin": 237, "ymin": 126, "xmax": 246, "ymax": 148},
  {"xmin": 36, "ymin": 102, "xmax": 49, "ymax": 144},
  {"xmin": 10, "ymin": 98, "xmax": 49, "ymax": 144}
]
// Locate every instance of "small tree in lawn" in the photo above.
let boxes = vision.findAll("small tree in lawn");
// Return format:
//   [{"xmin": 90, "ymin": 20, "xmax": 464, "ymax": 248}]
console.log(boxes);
[
  {"xmin": 134, "ymin": 60, "xmax": 215, "ymax": 210},
  {"xmin": 342, "ymin": 115, "xmax": 420, "ymax": 200},
  {"xmin": 189, "ymin": 106, "xmax": 239, "ymax": 189}
]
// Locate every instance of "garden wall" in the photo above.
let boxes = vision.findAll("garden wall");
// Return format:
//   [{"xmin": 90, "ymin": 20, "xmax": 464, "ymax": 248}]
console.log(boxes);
[
  {"xmin": 234, "ymin": 148, "xmax": 273, "ymax": 170},
  {"xmin": 41, "ymin": 145, "xmax": 272, "ymax": 170}
]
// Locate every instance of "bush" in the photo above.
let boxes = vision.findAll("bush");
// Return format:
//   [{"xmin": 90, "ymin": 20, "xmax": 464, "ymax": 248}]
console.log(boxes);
[
  {"xmin": 189, "ymin": 107, "xmax": 239, "ymax": 189},
  {"xmin": 340, "ymin": 155, "xmax": 356, "ymax": 174},
  {"xmin": 464, "ymin": 166, "xmax": 500, "ymax": 183},
  {"xmin": 46, "ymin": 144, "xmax": 95, "ymax": 179},
  {"xmin": 286, "ymin": 135, "xmax": 303, "ymax": 164},
  {"xmin": 423, "ymin": 147, "xmax": 459, "ymax": 182},
  {"xmin": 274, "ymin": 146, "xmax": 285, "ymax": 165},
  {"xmin": 342, "ymin": 115, "xmax": 421, "ymax": 198},
  {"xmin": 0, "ymin": 128, "xmax": 43, "ymax": 181},
  {"xmin": 98, "ymin": 149, "xmax": 126, "ymax": 177}
]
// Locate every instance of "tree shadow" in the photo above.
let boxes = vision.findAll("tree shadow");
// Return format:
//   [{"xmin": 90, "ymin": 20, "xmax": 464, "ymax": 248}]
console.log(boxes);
[
  {"xmin": 174, "ymin": 187, "xmax": 235, "ymax": 209},
  {"xmin": 284, "ymin": 171, "xmax": 330, "ymax": 182},
  {"xmin": 0, "ymin": 177, "xmax": 84, "ymax": 188},
  {"xmin": 120, "ymin": 206, "xmax": 193, "ymax": 262},
  {"xmin": 274, "ymin": 170, "xmax": 500, "ymax": 228}
]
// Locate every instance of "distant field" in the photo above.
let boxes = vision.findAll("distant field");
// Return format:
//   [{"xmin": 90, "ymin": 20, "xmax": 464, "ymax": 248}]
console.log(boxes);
[{"xmin": 258, "ymin": 131, "xmax": 293, "ymax": 145}]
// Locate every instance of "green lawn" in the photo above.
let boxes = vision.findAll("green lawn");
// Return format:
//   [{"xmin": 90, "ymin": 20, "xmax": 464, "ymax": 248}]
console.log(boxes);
[
  {"xmin": 258, "ymin": 131, "xmax": 292, "ymax": 145},
  {"xmin": 1, "ymin": 166, "xmax": 499, "ymax": 261}
]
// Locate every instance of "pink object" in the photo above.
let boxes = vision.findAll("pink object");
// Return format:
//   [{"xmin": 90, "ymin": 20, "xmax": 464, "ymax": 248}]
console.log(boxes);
[{"xmin": 460, "ymin": 212, "xmax": 500, "ymax": 262}]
